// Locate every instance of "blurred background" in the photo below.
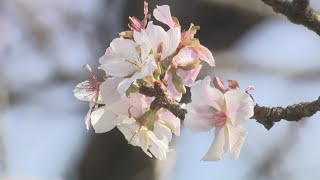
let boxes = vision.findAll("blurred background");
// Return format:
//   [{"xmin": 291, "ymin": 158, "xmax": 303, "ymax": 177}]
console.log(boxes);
[{"xmin": 0, "ymin": 0, "xmax": 320, "ymax": 179}]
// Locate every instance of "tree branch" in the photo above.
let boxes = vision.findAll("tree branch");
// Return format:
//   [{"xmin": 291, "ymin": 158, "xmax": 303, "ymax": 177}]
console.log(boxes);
[
  {"xmin": 259, "ymin": 0, "xmax": 320, "ymax": 36},
  {"xmin": 252, "ymin": 97, "xmax": 320, "ymax": 129},
  {"xmin": 139, "ymin": 82, "xmax": 320, "ymax": 130}
]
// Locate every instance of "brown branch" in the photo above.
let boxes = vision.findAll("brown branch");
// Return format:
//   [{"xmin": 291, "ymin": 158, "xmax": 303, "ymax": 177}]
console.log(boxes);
[
  {"xmin": 140, "ymin": 82, "xmax": 320, "ymax": 130},
  {"xmin": 252, "ymin": 96, "xmax": 320, "ymax": 130},
  {"xmin": 259, "ymin": 0, "xmax": 320, "ymax": 36}
]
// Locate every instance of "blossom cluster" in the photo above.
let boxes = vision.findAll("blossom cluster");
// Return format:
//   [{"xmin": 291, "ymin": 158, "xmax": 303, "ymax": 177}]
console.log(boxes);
[{"xmin": 74, "ymin": 3, "xmax": 255, "ymax": 161}]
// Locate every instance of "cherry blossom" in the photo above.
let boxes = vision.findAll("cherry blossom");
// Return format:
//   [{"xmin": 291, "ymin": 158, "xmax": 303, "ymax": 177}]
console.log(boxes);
[
  {"xmin": 185, "ymin": 77, "xmax": 255, "ymax": 160},
  {"xmin": 99, "ymin": 36, "xmax": 157, "ymax": 95}
]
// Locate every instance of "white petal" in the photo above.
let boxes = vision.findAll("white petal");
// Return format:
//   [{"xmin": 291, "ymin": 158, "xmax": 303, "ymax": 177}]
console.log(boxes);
[
  {"xmin": 117, "ymin": 117, "xmax": 140, "ymax": 146},
  {"xmin": 84, "ymin": 106, "xmax": 92, "ymax": 131},
  {"xmin": 162, "ymin": 27, "xmax": 181, "ymax": 59},
  {"xmin": 227, "ymin": 124, "xmax": 248, "ymax": 160},
  {"xmin": 73, "ymin": 81, "xmax": 95, "ymax": 101},
  {"xmin": 109, "ymin": 37, "xmax": 138, "ymax": 61},
  {"xmin": 133, "ymin": 30, "xmax": 151, "ymax": 60},
  {"xmin": 146, "ymin": 22, "xmax": 169, "ymax": 54},
  {"xmin": 99, "ymin": 47, "xmax": 117, "ymax": 64},
  {"xmin": 190, "ymin": 76, "xmax": 224, "ymax": 110},
  {"xmin": 159, "ymin": 110, "xmax": 181, "ymax": 136},
  {"xmin": 184, "ymin": 104, "xmax": 214, "ymax": 132},
  {"xmin": 153, "ymin": 121, "xmax": 172, "ymax": 144},
  {"xmin": 202, "ymin": 127, "xmax": 227, "ymax": 161},
  {"xmin": 117, "ymin": 55, "xmax": 157, "ymax": 95},
  {"xmin": 90, "ymin": 107, "xmax": 118, "ymax": 133},
  {"xmin": 99, "ymin": 77, "xmax": 123, "ymax": 105},
  {"xmin": 153, "ymin": 5, "xmax": 175, "ymax": 28},
  {"xmin": 148, "ymin": 131, "xmax": 169, "ymax": 160},
  {"xmin": 139, "ymin": 128, "xmax": 152, "ymax": 157},
  {"xmin": 98, "ymin": 57, "xmax": 136, "ymax": 77},
  {"xmin": 224, "ymin": 90, "xmax": 255, "ymax": 125}
]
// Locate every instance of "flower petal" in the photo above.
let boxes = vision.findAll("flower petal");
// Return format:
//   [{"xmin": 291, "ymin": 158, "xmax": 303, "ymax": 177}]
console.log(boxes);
[
  {"xmin": 117, "ymin": 55, "xmax": 157, "ymax": 95},
  {"xmin": 227, "ymin": 124, "xmax": 248, "ymax": 160},
  {"xmin": 73, "ymin": 81, "xmax": 95, "ymax": 101},
  {"xmin": 166, "ymin": 72, "xmax": 182, "ymax": 101},
  {"xmin": 109, "ymin": 37, "xmax": 138, "ymax": 61},
  {"xmin": 176, "ymin": 64, "xmax": 202, "ymax": 87},
  {"xmin": 159, "ymin": 110, "xmax": 181, "ymax": 136},
  {"xmin": 98, "ymin": 57, "xmax": 136, "ymax": 77},
  {"xmin": 90, "ymin": 107, "xmax": 118, "ymax": 133},
  {"xmin": 153, "ymin": 5, "xmax": 175, "ymax": 28},
  {"xmin": 147, "ymin": 131, "xmax": 169, "ymax": 160},
  {"xmin": 224, "ymin": 90, "xmax": 255, "ymax": 125},
  {"xmin": 173, "ymin": 47, "xmax": 197, "ymax": 65},
  {"xmin": 162, "ymin": 27, "xmax": 181, "ymax": 59},
  {"xmin": 117, "ymin": 117, "xmax": 140, "ymax": 146},
  {"xmin": 196, "ymin": 45, "xmax": 215, "ymax": 66},
  {"xmin": 184, "ymin": 104, "xmax": 214, "ymax": 132},
  {"xmin": 190, "ymin": 76, "xmax": 224, "ymax": 110},
  {"xmin": 99, "ymin": 77, "xmax": 123, "ymax": 105},
  {"xmin": 153, "ymin": 121, "xmax": 172, "ymax": 144},
  {"xmin": 202, "ymin": 127, "xmax": 227, "ymax": 161},
  {"xmin": 146, "ymin": 22, "xmax": 168, "ymax": 54},
  {"xmin": 133, "ymin": 30, "xmax": 151, "ymax": 60},
  {"xmin": 139, "ymin": 127, "xmax": 152, "ymax": 157}
]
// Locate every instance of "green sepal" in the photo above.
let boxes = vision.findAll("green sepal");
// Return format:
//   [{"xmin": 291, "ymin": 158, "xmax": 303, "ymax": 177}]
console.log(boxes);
[{"xmin": 171, "ymin": 69, "xmax": 186, "ymax": 94}]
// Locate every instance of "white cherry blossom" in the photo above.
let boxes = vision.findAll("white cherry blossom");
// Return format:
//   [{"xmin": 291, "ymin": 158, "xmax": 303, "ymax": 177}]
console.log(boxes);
[{"xmin": 185, "ymin": 76, "xmax": 255, "ymax": 160}]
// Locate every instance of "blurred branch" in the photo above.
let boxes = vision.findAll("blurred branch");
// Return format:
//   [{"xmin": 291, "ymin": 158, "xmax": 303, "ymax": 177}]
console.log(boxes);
[
  {"xmin": 140, "ymin": 82, "xmax": 320, "ymax": 130},
  {"xmin": 259, "ymin": 0, "xmax": 320, "ymax": 36}
]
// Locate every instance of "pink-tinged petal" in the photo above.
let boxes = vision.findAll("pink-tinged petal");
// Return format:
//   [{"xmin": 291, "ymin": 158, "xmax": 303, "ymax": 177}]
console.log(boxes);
[
  {"xmin": 117, "ymin": 55, "xmax": 157, "ymax": 95},
  {"xmin": 224, "ymin": 90, "xmax": 255, "ymax": 125},
  {"xmin": 163, "ymin": 27, "xmax": 181, "ymax": 59},
  {"xmin": 184, "ymin": 104, "xmax": 214, "ymax": 132},
  {"xmin": 109, "ymin": 37, "xmax": 138, "ymax": 61},
  {"xmin": 98, "ymin": 57, "xmax": 135, "ymax": 77},
  {"xmin": 126, "ymin": 93, "xmax": 151, "ymax": 116},
  {"xmin": 153, "ymin": 121, "xmax": 172, "ymax": 144},
  {"xmin": 196, "ymin": 45, "xmax": 215, "ymax": 66},
  {"xmin": 227, "ymin": 124, "xmax": 248, "ymax": 160},
  {"xmin": 167, "ymin": 72, "xmax": 182, "ymax": 101},
  {"xmin": 159, "ymin": 110, "xmax": 181, "ymax": 136},
  {"xmin": 176, "ymin": 64, "xmax": 202, "ymax": 86},
  {"xmin": 99, "ymin": 77, "xmax": 123, "ymax": 105},
  {"xmin": 73, "ymin": 81, "xmax": 96, "ymax": 101},
  {"xmin": 153, "ymin": 5, "xmax": 175, "ymax": 28},
  {"xmin": 173, "ymin": 47, "xmax": 197, "ymax": 65},
  {"xmin": 202, "ymin": 127, "xmax": 227, "ymax": 161},
  {"xmin": 190, "ymin": 76, "xmax": 224, "ymax": 110},
  {"xmin": 106, "ymin": 98, "xmax": 131, "ymax": 116},
  {"xmin": 90, "ymin": 107, "xmax": 118, "ymax": 133}
]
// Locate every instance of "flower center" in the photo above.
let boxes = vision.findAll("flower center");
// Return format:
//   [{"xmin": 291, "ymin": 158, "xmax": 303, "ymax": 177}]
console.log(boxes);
[{"xmin": 212, "ymin": 111, "xmax": 227, "ymax": 128}]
